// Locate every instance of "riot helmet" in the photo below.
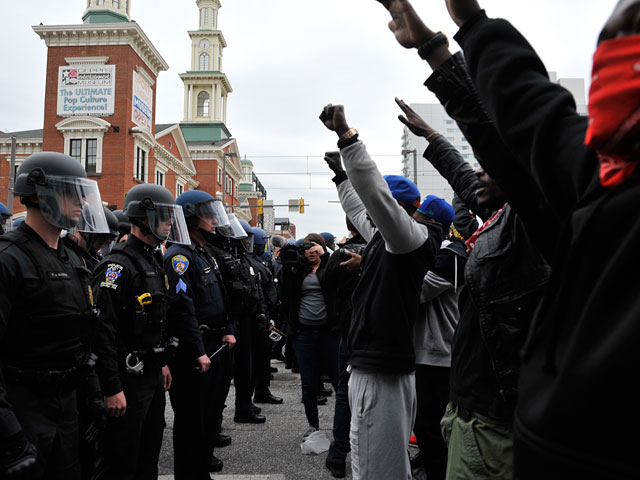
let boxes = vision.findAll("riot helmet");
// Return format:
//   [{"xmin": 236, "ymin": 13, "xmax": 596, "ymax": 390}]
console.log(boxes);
[
  {"xmin": 175, "ymin": 190, "xmax": 230, "ymax": 233},
  {"xmin": 238, "ymin": 219, "xmax": 255, "ymax": 252},
  {"xmin": 123, "ymin": 184, "xmax": 190, "ymax": 245},
  {"xmin": 217, "ymin": 212, "xmax": 247, "ymax": 240},
  {"xmin": 252, "ymin": 226, "xmax": 268, "ymax": 255},
  {"xmin": 112, "ymin": 209, "xmax": 131, "ymax": 242},
  {"xmin": 0, "ymin": 202, "xmax": 11, "ymax": 234},
  {"xmin": 14, "ymin": 151, "xmax": 108, "ymax": 232},
  {"xmin": 320, "ymin": 231, "xmax": 336, "ymax": 251}
]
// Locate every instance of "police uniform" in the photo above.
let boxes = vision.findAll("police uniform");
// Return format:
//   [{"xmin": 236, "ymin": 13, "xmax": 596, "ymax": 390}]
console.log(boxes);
[
  {"xmin": 164, "ymin": 241, "xmax": 232, "ymax": 479},
  {"xmin": 245, "ymin": 253, "xmax": 280, "ymax": 402},
  {"xmin": 0, "ymin": 222, "xmax": 96, "ymax": 479},
  {"xmin": 204, "ymin": 236, "xmax": 265, "ymax": 422},
  {"xmin": 62, "ymin": 234, "xmax": 107, "ymax": 480},
  {"xmin": 91, "ymin": 235, "xmax": 170, "ymax": 480}
]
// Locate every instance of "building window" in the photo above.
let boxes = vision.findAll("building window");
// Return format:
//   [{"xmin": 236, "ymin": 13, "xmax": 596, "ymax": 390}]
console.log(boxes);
[
  {"xmin": 204, "ymin": 7, "xmax": 209, "ymax": 25},
  {"xmin": 155, "ymin": 170, "xmax": 165, "ymax": 186},
  {"xmin": 446, "ymin": 119, "xmax": 453, "ymax": 124},
  {"xmin": 461, "ymin": 145, "xmax": 469, "ymax": 150},
  {"xmin": 199, "ymin": 8, "xmax": 203, "ymax": 26},
  {"xmin": 212, "ymin": 9, "xmax": 216, "ymax": 28},
  {"xmin": 85, "ymin": 139, "xmax": 97, "ymax": 174},
  {"xmin": 176, "ymin": 182, "xmax": 184, "ymax": 197},
  {"xmin": 199, "ymin": 53, "xmax": 209, "ymax": 71},
  {"xmin": 218, "ymin": 167, "xmax": 222, "ymax": 184},
  {"xmin": 135, "ymin": 147, "xmax": 147, "ymax": 182},
  {"xmin": 70, "ymin": 139, "xmax": 82, "ymax": 163},
  {"xmin": 113, "ymin": 0, "xmax": 119, "ymax": 8},
  {"xmin": 446, "ymin": 136, "xmax": 454, "ymax": 141},
  {"xmin": 197, "ymin": 91, "xmax": 210, "ymax": 117},
  {"xmin": 235, "ymin": 185, "xmax": 238, "ymax": 198},
  {"xmin": 97, "ymin": 0, "xmax": 104, "ymax": 5},
  {"xmin": 68, "ymin": 138, "xmax": 97, "ymax": 174}
]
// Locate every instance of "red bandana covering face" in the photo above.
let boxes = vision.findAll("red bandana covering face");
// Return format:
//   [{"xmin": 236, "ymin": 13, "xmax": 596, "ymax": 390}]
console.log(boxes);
[{"xmin": 585, "ymin": 33, "xmax": 640, "ymax": 187}]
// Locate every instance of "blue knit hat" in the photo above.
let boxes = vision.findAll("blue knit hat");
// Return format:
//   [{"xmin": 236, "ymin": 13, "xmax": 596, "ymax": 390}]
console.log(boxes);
[
  {"xmin": 383, "ymin": 175, "xmax": 421, "ymax": 208},
  {"xmin": 418, "ymin": 195, "xmax": 455, "ymax": 228}
]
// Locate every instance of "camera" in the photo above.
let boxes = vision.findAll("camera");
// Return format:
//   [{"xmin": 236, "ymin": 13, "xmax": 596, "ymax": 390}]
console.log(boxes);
[{"xmin": 278, "ymin": 243, "xmax": 313, "ymax": 266}]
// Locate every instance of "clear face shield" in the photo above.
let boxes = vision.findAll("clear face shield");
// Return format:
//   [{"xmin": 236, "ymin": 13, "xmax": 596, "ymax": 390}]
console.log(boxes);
[
  {"xmin": 196, "ymin": 199, "xmax": 230, "ymax": 232},
  {"xmin": 240, "ymin": 233, "xmax": 254, "ymax": 253},
  {"xmin": 218, "ymin": 213, "xmax": 247, "ymax": 239},
  {"xmin": 147, "ymin": 203, "xmax": 191, "ymax": 245},
  {"xmin": 35, "ymin": 176, "xmax": 108, "ymax": 231}
]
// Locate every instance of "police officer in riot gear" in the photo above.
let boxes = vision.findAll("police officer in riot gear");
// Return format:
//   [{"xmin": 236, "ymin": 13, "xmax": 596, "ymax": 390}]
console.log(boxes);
[
  {"xmin": 64, "ymin": 206, "xmax": 119, "ymax": 269},
  {"xmin": 92, "ymin": 184, "xmax": 190, "ymax": 480},
  {"xmin": 0, "ymin": 151, "xmax": 109, "ymax": 479},
  {"xmin": 241, "ymin": 222, "xmax": 283, "ymax": 405},
  {"xmin": 0, "ymin": 202, "xmax": 11, "ymax": 235},
  {"xmin": 205, "ymin": 214, "xmax": 267, "ymax": 424},
  {"xmin": 165, "ymin": 190, "xmax": 237, "ymax": 478},
  {"xmin": 112, "ymin": 209, "xmax": 130, "ymax": 244},
  {"xmin": 62, "ymin": 205, "xmax": 118, "ymax": 480}
]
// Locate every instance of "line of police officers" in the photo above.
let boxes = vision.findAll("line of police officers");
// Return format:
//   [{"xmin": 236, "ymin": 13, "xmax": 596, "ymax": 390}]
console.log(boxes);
[{"xmin": 0, "ymin": 151, "xmax": 281, "ymax": 480}]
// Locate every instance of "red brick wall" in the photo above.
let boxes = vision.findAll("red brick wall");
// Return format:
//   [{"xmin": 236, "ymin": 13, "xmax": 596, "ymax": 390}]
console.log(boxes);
[{"xmin": 42, "ymin": 44, "xmax": 158, "ymax": 210}]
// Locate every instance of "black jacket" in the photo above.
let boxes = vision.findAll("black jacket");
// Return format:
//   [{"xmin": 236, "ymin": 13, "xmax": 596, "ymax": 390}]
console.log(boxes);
[
  {"xmin": 457, "ymin": 11, "xmax": 639, "ymax": 475},
  {"xmin": 423, "ymin": 54, "xmax": 551, "ymax": 420},
  {"xmin": 322, "ymin": 234, "xmax": 367, "ymax": 340},
  {"xmin": 278, "ymin": 249, "xmax": 331, "ymax": 337},
  {"xmin": 92, "ymin": 235, "xmax": 168, "ymax": 396}
]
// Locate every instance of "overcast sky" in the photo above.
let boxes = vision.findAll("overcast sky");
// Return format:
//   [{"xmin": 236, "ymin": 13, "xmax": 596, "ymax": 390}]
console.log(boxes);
[{"xmin": 0, "ymin": 0, "xmax": 617, "ymax": 240}]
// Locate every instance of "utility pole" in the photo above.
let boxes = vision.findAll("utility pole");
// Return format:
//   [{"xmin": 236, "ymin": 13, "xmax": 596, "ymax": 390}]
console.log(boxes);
[
  {"xmin": 8, "ymin": 136, "xmax": 16, "ymax": 215},
  {"xmin": 402, "ymin": 148, "xmax": 418, "ymax": 185}
]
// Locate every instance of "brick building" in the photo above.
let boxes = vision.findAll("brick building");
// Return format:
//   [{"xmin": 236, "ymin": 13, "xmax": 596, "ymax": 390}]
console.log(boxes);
[{"xmin": 0, "ymin": 0, "xmax": 256, "ymax": 218}]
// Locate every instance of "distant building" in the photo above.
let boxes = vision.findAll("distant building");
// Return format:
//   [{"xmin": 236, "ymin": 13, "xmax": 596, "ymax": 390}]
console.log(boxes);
[
  {"xmin": 274, "ymin": 217, "xmax": 296, "ymax": 240},
  {"xmin": 400, "ymin": 73, "xmax": 587, "ymax": 204},
  {"xmin": 0, "ymin": 0, "xmax": 266, "ymax": 218}
]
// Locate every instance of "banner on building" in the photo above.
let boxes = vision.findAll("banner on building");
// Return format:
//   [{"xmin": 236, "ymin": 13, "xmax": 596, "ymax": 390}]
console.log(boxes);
[
  {"xmin": 132, "ymin": 71, "xmax": 153, "ymax": 134},
  {"xmin": 57, "ymin": 65, "xmax": 116, "ymax": 117}
]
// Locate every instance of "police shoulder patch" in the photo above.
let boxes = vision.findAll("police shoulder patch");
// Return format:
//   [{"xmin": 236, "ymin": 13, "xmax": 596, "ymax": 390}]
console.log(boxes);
[
  {"xmin": 100, "ymin": 263, "xmax": 124, "ymax": 290},
  {"xmin": 172, "ymin": 255, "xmax": 189, "ymax": 275}
]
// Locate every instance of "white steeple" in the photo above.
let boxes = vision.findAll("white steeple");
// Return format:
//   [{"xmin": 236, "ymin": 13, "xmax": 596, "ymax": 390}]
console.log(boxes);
[
  {"xmin": 83, "ymin": 0, "xmax": 131, "ymax": 23},
  {"xmin": 180, "ymin": 0, "xmax": 232, "ymax": 124}
]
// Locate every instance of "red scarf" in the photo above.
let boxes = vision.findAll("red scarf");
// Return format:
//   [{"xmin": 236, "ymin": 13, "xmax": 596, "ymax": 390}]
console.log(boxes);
[
  {"xmin": 585, "ymin": 33, "xmax": 640, "ymax": 187},
  {"xmin": 465, "ymin": 204, "xmax": 506, "ymax": 252}
]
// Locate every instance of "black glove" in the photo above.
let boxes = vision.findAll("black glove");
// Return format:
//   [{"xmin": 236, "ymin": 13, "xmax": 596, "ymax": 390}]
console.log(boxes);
[
  {"xmin": 0, "ymin": 431, "xmax": 37, "ymax": 478},
  {"xmin": 84, "ymin": 394, "xmax": 107, "ymax": 445}
]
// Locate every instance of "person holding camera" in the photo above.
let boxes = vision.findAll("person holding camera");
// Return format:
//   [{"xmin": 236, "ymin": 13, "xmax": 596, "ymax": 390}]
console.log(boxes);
[{"xmin": 278, "ymin": 233, "xmax": 340, "ymax": 439}]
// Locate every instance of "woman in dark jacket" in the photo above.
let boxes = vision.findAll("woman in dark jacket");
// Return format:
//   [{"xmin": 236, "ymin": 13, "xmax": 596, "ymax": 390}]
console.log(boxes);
[{"xmin": 279, "ymin": 233, "xmax": 340, "ymax": 438}]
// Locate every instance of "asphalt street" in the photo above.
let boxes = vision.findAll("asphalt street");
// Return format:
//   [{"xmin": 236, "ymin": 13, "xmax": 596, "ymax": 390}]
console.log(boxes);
[{"xmin": 158, "ymin": 359, "xmax": 353, "ymax": 479}]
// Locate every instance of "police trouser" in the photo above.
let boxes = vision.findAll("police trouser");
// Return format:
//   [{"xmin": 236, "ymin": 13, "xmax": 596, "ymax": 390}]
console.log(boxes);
[
  {"xmin": 3, "ymin": 380, "xmax": 80, "ymax": 480},
  {"xmin": 169, "ymin": 335, "xmax": 231, "ymax": 480},
  {"xmin": 233, "ymin": 314, "xmax": 254, "ymax": 413},
  {"xmin": 92, "ymin": 360, "xmax": 165, "ymax": 480},
  {"xmin": 252, "ymin": 327, "xmax": 272, "ymax": 397}
]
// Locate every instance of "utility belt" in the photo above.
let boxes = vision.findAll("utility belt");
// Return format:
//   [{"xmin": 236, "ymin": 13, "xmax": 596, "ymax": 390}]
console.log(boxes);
[
  {"xmin": 2, "ymin": 354, "xmax": 95, "ymax": 394},
  {"xmin": 124, "ymin": 337, "xmax": 179, "ymax": 375},
  {"xmin": 199, "ymin": 324, "xmax": 227, "ymax": 338}
]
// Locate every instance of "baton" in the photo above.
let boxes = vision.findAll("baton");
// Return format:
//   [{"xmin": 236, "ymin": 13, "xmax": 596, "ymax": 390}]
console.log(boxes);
[{"xmin": 194, "ymin": 342, "xmax": 229, "ymax": 372}]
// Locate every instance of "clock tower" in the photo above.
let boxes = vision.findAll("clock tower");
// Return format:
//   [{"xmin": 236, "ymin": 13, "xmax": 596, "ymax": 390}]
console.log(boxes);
[{"xmin": 180, "ymin": 0, "xmax": 232, "ymax": 130}]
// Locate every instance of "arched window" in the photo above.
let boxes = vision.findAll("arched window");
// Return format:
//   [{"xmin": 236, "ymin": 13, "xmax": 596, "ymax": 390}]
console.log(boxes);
[
  {"xmin": 197, "ymin": 91, "xmax": 210, "ymax": 117},
  {"xmin": 199, "ymin": 52, "xmax": 209, "ymax": 71}
]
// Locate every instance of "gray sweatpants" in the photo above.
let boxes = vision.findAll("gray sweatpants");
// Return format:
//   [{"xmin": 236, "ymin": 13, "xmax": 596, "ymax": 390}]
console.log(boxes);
[{"xmin": 348, "ymin": 368, "xmax": 416, "ymax": 480}]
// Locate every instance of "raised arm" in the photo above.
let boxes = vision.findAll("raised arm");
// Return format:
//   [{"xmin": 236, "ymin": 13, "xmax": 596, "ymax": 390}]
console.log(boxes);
[
  {"xmin": 445, "ymin": 3, "xmax": 598, "ymax": 217},
  {"xmin": 320, "ymin": 105, "xmax": 431, "ymax": 255},
  {"xmin": 324, "ymin": 152, "xmax": 377, "ymax": 243}
]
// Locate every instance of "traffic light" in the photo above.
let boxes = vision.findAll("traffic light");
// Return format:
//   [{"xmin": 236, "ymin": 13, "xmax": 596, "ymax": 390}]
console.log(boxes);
[
  {"xmin": 299, "ymin": 198, "xmax": 305, "ymax": 214},
  {"xmin": 257, "ymin": 199, "xmax": 263, "ymax": 215}
]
